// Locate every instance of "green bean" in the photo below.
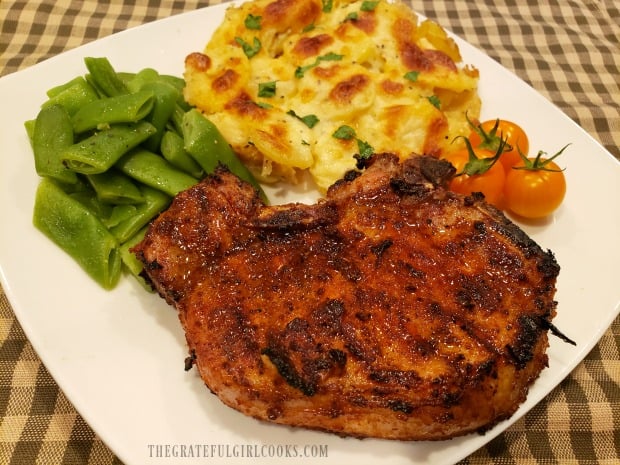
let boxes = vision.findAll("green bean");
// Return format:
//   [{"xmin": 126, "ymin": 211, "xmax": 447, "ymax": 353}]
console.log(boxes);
[
  {"xmin": 32, "ymin": 104, "xmax": 78, "ymax": 184},
  {"xmin": 109, "ymin": 185, "xmax": 170, "ymax": 243},
  {"xmin": 126, "ymin": 70, "xmax": 189, "ymax": 129},
  {"xmin": 116, "ymin": 148, "xmax": 198, "ymax": 197},
  {"xmin": 62, "ymin": 121, "xmax": 156, "ymax": 174},
  {"xmin": 119, "ymin": 227, "xmax": 152, "ymax": 290},
  {"xmin": 24, "ymin": 119, "xmax": 35, "ymax": 141},
  {"xmin": 68, "ymin": 182, "xmax": 109, "ymax": 215},
  {"xmin": 158, "ymin": 74, "xmax": 192, "ymax": 111},
  {"xmin": 182, "ymin": 109, "xmax": 267, "ymax": 202},
  {"xmin": 125, "ymin": 68, "xmax": 160, "ymax": 93},
  {"xmin": 72, "ymin": 191, "xmax": 116, "ymax": 223},
  {"xmin": 169, "ymin": 103, "xmax": 186, "ymax": 135},
  {"xmin": 64, "ymin": 178, "xmax": 130, "ymax": 228},
  {"xmin": 28, "ymin": 57, "xmax": 277, "ymax": 290},
  {"xmin": 46, "ymin": 76, "xmax": 85, "ymax": 98},
  {"xmin": 67, "ymin": 184, "xmax": 143, "ymax": 235},
  {"xmin": 86, "ymin": 170, "xmax": 145, "ymax": 204},
  {"xmin": 33, "ymin": 178, "xmax": 121, "ymax": 289},
  {"xmin": 116, "ymin": 72, "xmax": 137, "ymax": 87},
  {"xmin": 125, "ymin": 69, "xmax": 191, "ymax": 111},
  {"xmin": 106, "ymin": 205, "xmax": 142, "ymax": 229},
  {"xmin": 71, "ymin": 90, "xmax": 155, "ymax": 133},
  {"xmin": 160, "ymin": 130, "xmax": 203, "ymax": 178},
  {"xmin": 42, "ymin": 77, "xmax": 99, "ymax": 116},
  {"xmin": 84, "ymin": 57, "xmax": 129, "ymax": 97},
  {"xmin": 158, "ymin": 74, "xmax": 185, "ymax": 93},
  {"xmin": 140, "ymin": 81, "xmax": 179, "ymax": 152}
]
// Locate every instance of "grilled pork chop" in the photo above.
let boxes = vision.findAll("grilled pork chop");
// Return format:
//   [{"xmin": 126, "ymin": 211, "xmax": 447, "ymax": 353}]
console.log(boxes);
[{"xmin": 133, "ymin": 153, "xmax": 564, "ymax": 440}]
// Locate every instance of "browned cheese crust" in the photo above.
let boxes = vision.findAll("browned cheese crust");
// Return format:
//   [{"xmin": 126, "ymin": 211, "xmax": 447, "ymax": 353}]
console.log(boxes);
[
  {"xmin": 183, "ymin": 0, "xmax": 480, "ymax": 190},
  {"xmin": 132, "ymin": 154, "xmax": 560, "ymax": 440}
]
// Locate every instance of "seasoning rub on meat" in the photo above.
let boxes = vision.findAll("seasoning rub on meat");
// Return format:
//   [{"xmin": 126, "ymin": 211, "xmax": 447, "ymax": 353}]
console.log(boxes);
[{"xmin": 133, "ymin": 154, "xmax": 571, "ymax": 440}]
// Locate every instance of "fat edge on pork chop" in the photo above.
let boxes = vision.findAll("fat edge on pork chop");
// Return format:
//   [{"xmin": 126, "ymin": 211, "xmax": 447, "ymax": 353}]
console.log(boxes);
[{"xmin": 132, "ymin": 153, "xmax": 574, "ymax": 440}]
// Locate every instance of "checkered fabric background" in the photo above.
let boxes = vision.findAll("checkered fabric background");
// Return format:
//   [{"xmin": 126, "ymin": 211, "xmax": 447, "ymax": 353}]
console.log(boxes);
[{"xmin": 1, "ymin": 1, "xmax": 618, "ymax": 464}]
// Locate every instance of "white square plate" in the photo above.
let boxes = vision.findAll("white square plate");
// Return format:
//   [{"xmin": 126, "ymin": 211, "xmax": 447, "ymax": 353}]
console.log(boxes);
[{"xmin": 1, "ymin": 3, "xmax": 618, "ymax": 464}]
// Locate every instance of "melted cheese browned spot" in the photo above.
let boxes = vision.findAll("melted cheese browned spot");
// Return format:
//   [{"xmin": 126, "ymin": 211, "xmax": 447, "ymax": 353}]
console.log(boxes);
[
  {"xmin": 184, "ymin": 0, "xmax": 481, "ymax": 190},
  {"xmin": 381, "ymin": 79, "xmax": 405, "ymax": 95},
  {"xmin": 293, "ymin": 34, "xmax": 334, "ymax": 58},
  {"xmin": 329, "ymin": 74, "xmax": 370, "ymax": 104},
  {"xmin": 212, "ymin": 69, "xmax": 239, "ymax": 92},
  {"xmin": 263, "ymin": 0, "xmax": 322, "ymax": 31}
]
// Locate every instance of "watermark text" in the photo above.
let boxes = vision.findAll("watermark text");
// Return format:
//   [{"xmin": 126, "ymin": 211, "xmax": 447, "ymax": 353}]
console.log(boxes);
[{"xmin": 147, "ymin": 443, "xmax": 329, "ymax": 459}]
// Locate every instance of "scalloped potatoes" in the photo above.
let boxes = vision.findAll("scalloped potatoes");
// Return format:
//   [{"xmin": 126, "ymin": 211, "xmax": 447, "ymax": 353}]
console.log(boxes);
[{"xmin": 184, "ymin": 0, "xmax": 480, "ymax": 191}]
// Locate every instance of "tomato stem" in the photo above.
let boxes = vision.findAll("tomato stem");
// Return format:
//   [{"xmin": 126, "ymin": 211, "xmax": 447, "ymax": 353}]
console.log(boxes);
[
  {"xmin": 466, "ymin": 113, "xmax": 514, "ymax": 153},
  {"xmin": 452, "ymin": 135, "xmax": 507, "ymax": 177},
  {"xmin": 513, "ymin": 144, "xmax": 570, "ymax": 172}
]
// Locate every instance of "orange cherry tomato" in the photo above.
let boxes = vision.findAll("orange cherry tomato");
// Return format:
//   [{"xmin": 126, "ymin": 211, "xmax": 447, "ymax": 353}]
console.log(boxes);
[
  {"xmin": 468, "ymin": 119, "xmax": 529, "ymax": 170},
  {"xmin": 504, "ymin": 158, "xmax": 566, "ymax": 219},
  {"xmin": 442, "ymin": 148, "xmax": 506, "ymax": 207}
]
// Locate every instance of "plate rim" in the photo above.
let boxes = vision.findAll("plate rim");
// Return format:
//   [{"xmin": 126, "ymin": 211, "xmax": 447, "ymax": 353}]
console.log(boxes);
[{"xmin": 1, "ymin": 2, "xmax": 619, "ymax": 464}]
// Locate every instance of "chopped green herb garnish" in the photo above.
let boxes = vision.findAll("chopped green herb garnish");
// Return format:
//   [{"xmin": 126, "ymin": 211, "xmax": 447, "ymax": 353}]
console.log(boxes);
[
  {"xmin": 320, "ymin": 52, "xmax": 343, "ymax": 61},
  {"xmin": 333, "ymin": 126, "xmax": 374, "ymax": 160},
  {"xmin": 245, "ymin": 14, "xmax": 262, "ymax": 30},
  {"xmin": 344, "ymin": 1, "xmax": 378, "ymax": 23},
  {"xmin": 357, "ymin": 139, "xmax": 374, "ymax": 159},
  {"xmin": 235, "ymin": 37, "xmax": 261, "ymax": 58},
  {"xmin": 258, "ymin": 81, "xmax": 277, "ymax": 98},
  {"xmin": 427, "ymin": 95, "xmax": 441, "ymax": 109},
  {"xmin": 303, "ymin": 114, "xmax": 318, "ymax": 128},
  {"xmin": 322, "ymin": 0, "xmax": 333, "ymax": 12},
  {"xmin": 302, "ymin": 23, "xmax": 316, "ymax": 33},
  {"xmin": 404, "ymin": 70, "xmax": 419, "ymax": 82},
  {"xmin": 332, "ymin": 125, "xmax": 356, "ymax": 140},
  {"xmin": 287, "ymin": 110, "xmax": 319, "ymax": 128},
  {"xmin": 361, "ymin": 0, "xmax": 379, "ymax": 11},
  {"xmin": 256, "ymin": 102, "xmax": 273, "ymax": 109},
  {"xmin": 295, "ymin": 52, "xmax": 344, "ymax": 78}
]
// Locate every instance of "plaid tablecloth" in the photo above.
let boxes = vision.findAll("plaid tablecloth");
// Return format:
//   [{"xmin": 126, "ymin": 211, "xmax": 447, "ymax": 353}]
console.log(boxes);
[{"xmin": 1, "ymin": 1, "xmax": 618, "ymax": 464}]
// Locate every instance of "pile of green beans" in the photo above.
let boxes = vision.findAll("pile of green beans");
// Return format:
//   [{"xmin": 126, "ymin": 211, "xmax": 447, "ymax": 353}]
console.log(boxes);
[{"xmin": 26, "ymin": 57, "xmax": 266, "ymax": 289}]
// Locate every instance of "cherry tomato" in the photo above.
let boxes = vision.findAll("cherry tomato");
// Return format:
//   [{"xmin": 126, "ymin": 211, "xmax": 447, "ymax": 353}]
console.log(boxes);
[
  {"xmin": 504, "ymin": 155, "xmax": 567, "ymax": 219},
  {"xmin": 469, "ymin": 119, "xmax": 529, "ymax": 170},
  {"xmin": 442, "ymin": 149, "xmax": 506, "ymax": 207}
]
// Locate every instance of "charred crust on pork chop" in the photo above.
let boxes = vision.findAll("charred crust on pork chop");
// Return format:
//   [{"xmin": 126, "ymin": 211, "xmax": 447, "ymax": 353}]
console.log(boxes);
[{"xmin": 132, "ymin": 153, "xmax": 571, "ymax": 440}]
